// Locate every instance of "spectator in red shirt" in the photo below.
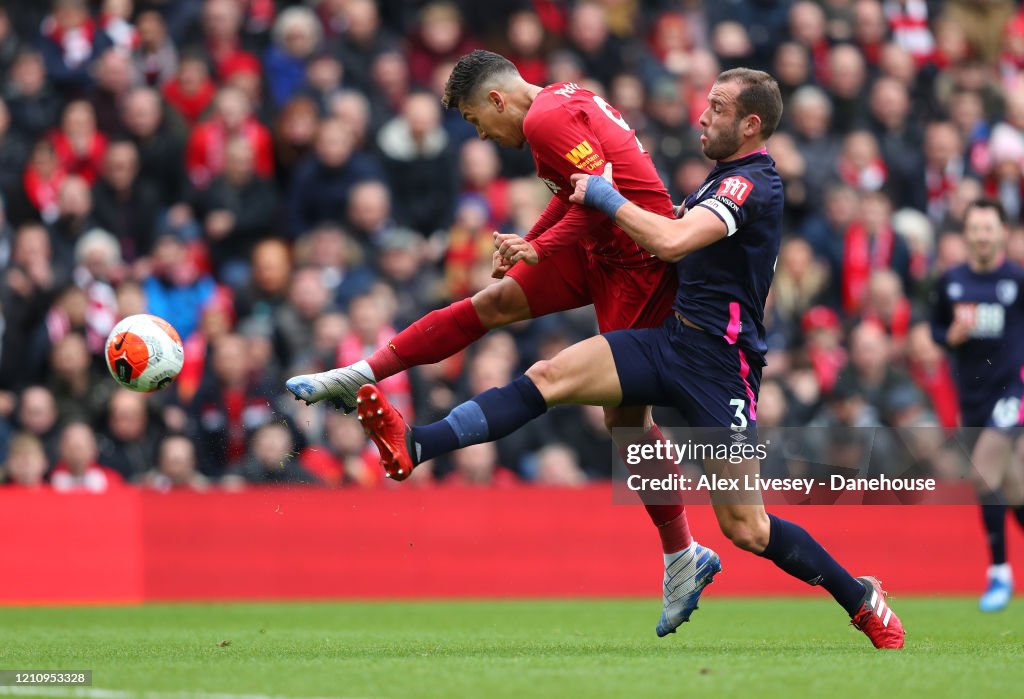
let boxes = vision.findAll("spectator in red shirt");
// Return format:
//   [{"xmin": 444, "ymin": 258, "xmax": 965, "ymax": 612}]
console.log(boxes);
[
  {"xmin": 49, "ymin": 100, "xmax": 107, "ymax": 185},
  {"xmin": 162, "ymin": 53, "xmax": 217, "ymax": 127},
  {"xmin": 51, "ymin": 421, "xmax": 123, "ymax": 493},
  {"xmin": 186, "ymin": 86, "xmax": 274, "ymax": 189},
  {"xmin": 22, "ymin": 139, "xmax": 66, "ymax": 224}
]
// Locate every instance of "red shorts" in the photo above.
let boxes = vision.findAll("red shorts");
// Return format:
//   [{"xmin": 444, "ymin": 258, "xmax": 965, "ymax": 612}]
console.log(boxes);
[{"xmin": 506, "ymin": 244, "xmax": 676, "ymax": 333}]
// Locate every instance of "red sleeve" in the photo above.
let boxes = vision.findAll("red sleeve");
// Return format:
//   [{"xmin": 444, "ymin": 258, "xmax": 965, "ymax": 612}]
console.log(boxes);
[
  {"xmin": 185, "ymin": 126, "xmax": 207, "ymax": 187},
  {"xmin": 525, "ymin": 195, "xmax": 571, "ymax": 241},
  {"xmin": 253, "ymin": 126, "xmax": 275, "ymax": 179},
  {"xmin": 523, "ymin": 107, "xmax": 611, "ymax": 260}
]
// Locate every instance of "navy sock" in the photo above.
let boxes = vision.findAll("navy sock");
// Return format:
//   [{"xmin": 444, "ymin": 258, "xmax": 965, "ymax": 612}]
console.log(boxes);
[
  {"xmin": 410, "ymin": 376, "xmax": 548, "ymax": 463},
  {"xmin": 759, "ymin": 514, "xmax": 866, "ymax": 616},
  {"xmin": 980, "ymin": 496, "xmax": 1007, "ymax": 566}
]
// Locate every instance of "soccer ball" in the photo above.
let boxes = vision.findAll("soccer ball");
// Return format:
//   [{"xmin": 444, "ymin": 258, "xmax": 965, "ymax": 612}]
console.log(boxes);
[{"xmin": 105, "ymin": 314, "xmax": 185, "ymax": 393}]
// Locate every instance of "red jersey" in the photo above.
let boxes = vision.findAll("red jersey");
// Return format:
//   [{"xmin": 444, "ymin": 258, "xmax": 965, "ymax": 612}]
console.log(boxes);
[{"xmin": 523, "ymin": 82, "xmax": 675, "ymax": 269}]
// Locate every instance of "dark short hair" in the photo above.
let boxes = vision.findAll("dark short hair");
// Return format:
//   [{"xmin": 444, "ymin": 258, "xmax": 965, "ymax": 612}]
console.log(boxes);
[
  {"xmin": 965, "ymin": 197, "xmax": 1007, "ymax": 225},
  {"xmin": 717, "ymin": 68, "xmax": 783, "ymax": 139},
  {"xmin": 442, "ymin": 50, "xmax": 519, "ymax": 110}
]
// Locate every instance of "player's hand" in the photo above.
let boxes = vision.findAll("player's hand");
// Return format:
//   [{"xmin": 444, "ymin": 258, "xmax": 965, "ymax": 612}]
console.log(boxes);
[
  {"xmin": 494, "ymin": 232, "xmax": 538, "ymax": 266},
  {"xmin": 491, "ymin": 249, "xmax": 514, "ymax": 279},
  {"xmin": 947, "ymin": 304, "xmax": 976, "ymax": 346},
  {"xmin": 569, "ymin": 162, "xmax": 616, "ymax": 206}
]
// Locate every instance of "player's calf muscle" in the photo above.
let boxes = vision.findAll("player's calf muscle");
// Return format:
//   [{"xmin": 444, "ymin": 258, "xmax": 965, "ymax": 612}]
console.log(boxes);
[{"xmin": 471, "ymin": 280, "xmax": 532, "ymax": 328}]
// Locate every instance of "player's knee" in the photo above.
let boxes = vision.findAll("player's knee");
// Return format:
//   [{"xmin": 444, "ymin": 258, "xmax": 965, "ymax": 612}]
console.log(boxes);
[
  {"xmin": 472, "ymin": 282, "xmax": 530, "ymax": 328},
  {"xmin": 526, "ymin": 359, "xmax": 566, "ymax": 402},
  {"xmin": 718, "ymin": 513, "xmax": 770, "ymax": 552}
]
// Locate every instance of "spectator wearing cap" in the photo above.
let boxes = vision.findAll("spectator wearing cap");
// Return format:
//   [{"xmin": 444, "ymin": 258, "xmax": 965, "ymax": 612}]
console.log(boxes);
[
  {"xmin": 51, "ymin": 421, "xmax": 123, "ymax": 493},
  {"xmin": 38, "ymin": 0, "xmax": 114, "ymax": 95},
  {"xmin": 2, "ymin": 432, "xmax": 49, "ymax": 488}
]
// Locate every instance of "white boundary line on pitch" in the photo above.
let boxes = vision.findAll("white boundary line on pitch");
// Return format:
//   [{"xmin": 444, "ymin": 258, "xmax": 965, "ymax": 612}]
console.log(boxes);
[{"xmin": 0, "ymin": 688, "xmax": 372, "ymax": 699}]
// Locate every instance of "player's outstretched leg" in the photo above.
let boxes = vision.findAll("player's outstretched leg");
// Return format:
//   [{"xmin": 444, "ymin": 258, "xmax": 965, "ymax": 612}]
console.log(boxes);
[
  {"xmin": 714, "ymin": 496, "xmax": 905, "ymax": 649},
  {"xmin": 656, "ymin": 542, "xmax": 722, "ymax": 636},
  {"xmin": 979, "ymin": 498, "xmax": 1013, "ymax": 612},
  {"xmin": 287, "ymin": 281, "xmax": 528, "ymax": 410}
]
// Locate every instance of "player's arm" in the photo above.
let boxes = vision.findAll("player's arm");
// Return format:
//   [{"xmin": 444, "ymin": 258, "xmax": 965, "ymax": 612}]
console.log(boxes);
[
  {"xmin": 929, "ymin": 279, "xmax": 953, "ymax": 347},
  {"xmin": 568, "ymin": 165, "xmax": 726, "ymax": 262}
]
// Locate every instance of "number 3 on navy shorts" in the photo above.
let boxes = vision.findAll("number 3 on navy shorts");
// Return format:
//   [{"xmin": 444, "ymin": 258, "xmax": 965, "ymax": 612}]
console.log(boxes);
[{"xmin": 729, "ymin": 398, "xmax": 748, "ymax": 432}]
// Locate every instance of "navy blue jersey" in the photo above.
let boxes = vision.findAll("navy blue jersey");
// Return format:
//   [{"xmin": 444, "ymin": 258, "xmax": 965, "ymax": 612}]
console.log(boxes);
[
  {"xmin": 676, "ymin": 151, "xmax": 784, "ymax": 362},
  {"xmin": 931, "ymin": 261, "xmax": 1024, "ymax": 423}
]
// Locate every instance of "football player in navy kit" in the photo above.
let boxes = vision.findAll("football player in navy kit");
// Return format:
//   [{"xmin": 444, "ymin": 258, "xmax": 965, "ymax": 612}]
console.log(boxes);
[
  {"xmin": 931, "ymin": 199, "xmax": 1024, "ymax": 612},
  {"xmin": 356, "ymin": 68, "xmax": 904, "ymax": 648}
]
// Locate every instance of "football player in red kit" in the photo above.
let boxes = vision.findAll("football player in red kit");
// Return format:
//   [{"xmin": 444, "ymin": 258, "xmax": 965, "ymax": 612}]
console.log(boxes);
[{"xmin": 287, "ymin": 50, "xmax": 703, "ymax": 635}]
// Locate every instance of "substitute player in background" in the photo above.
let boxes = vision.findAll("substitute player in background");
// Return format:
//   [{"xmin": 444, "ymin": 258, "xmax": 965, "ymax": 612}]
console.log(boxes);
[
  {"xmin": 355, "ymin": 68, "xmax": 905, "ymax": 649},
  {"xmin": 931, "ymin": 199, "xmax": 1024, "ymax": 612},
  {"xmin": 287, "ymin": 50, "xmax": 701, "ymax": 633}
]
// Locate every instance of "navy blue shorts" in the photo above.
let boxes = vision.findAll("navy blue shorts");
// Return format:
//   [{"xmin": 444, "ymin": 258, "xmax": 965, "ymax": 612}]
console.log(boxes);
[
  {"xmin": 962, "ymin": 375, "xmax": 1024, "ymax": 434},
  {"xmin": 605, "ymin": 316, "xmax": 763, "ymax": 443}
]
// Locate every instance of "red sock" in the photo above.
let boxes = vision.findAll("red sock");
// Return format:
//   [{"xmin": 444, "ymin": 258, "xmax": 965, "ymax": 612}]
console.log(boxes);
[
  {"xmin": 617, "ymin": 424, "xmax": 693, "ymax": 553},
  {"xmin": 367, "ymin": 298, "xmax": 487, "ymax": 381}
]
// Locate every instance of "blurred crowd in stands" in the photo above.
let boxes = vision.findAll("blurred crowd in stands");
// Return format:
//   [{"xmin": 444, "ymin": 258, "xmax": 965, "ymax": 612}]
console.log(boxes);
[{"xmin": 1, "ymin": 0, "xmax": 1023, "ymax": 491}]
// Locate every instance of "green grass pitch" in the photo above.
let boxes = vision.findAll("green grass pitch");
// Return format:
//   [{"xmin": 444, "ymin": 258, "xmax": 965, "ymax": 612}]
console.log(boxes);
[{"xmin": 0, "ymin": 599, "xmax": 1020, "ymax": 699}]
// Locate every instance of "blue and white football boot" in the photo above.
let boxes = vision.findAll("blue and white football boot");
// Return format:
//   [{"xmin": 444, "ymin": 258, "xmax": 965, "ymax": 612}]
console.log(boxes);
[
  {"xmin": 656, "ymin": 542, "xmax": 722, "ymax": 637},
  {"xmin": 979, "ymin": 564, "xmax": 1013, "ymax": 612},
  {"xmin": 286, "ymin": 361, "xmax": 376, "ymax": 413}
]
